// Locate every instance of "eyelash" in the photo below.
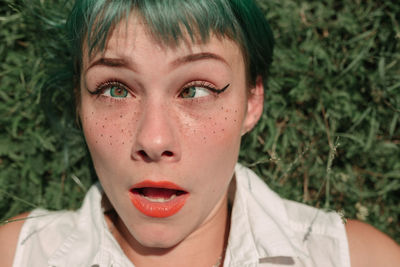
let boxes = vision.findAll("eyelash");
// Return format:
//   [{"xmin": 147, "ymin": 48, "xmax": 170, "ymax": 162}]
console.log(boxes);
[
  {"xmin": 89, "ymin": 80, "xmax": 129, "ymax": 97},
  {"xmin": 88, "ymin": 80, "xmax": 229, "ymax": 98},
  {"xmin": 181, "ymin": 81, "xmax": 229, "ymax": 95}
]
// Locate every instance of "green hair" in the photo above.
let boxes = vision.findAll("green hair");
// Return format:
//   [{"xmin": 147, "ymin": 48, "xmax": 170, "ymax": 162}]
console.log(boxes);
[{"xmin": 66, "ymin": 0, "xmax": 274, "ymax": 87}]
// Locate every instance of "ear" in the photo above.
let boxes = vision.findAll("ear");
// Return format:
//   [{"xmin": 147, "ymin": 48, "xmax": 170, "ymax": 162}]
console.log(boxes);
[{"xmin": 242, "ymin": 76, "xmax": 264, "ymax": 135}]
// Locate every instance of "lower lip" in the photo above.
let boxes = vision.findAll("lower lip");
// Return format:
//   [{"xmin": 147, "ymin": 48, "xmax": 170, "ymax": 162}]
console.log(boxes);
[{"xmin": 129, "ymin": 186, "xmax": 189, "ymax": 218}]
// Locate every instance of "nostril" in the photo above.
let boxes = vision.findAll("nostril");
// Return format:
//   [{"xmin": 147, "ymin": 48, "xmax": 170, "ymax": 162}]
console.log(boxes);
[
  {"xmin": 138, "ymin": 150, "xmax": 149, "ymax": 160},
  {"xmin": 134, "ymin": 150, "xmax": 174, "ymax": 161},
  {"xmin": 162, "ymin": 151, "xmax": 173, "ymax": 157}
]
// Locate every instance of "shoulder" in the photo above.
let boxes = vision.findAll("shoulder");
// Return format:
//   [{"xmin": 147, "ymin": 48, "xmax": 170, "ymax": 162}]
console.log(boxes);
[
  {"xmin": 0, "ymin": 209, "xmax": 81, "ymax": 267},
  {"xmin": 346, "ymin": 219, "xmax": 400, "ymax": 267},
  {"xmin": 234, "ymin": 165, "xmax": 353, "ymax": 266},
  {"xmin": 0, "ymin": 212, "xmax": 30, "ymax": 267}
]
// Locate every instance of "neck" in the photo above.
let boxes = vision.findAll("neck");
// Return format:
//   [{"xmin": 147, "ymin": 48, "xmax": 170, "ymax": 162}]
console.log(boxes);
[{"xmin": 105, "ymin": 194, "xmax": 231, "ymax": 267}]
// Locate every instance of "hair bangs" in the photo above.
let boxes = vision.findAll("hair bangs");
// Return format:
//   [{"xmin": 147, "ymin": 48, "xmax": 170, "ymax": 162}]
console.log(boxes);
[
  {"xmin": 137, "ymin": 0, "xmax": 240, "ymax": 46},
  {"xmin": 87, "ymin": 0, "xmax": 134, "ymax": 56},
  {"xmin": 68, "ymin": 0, "xmax": 242, "ymax": 66},
  {"xmin": 67, "ymin": 0, "xmax": 274, "ymax": 87}
]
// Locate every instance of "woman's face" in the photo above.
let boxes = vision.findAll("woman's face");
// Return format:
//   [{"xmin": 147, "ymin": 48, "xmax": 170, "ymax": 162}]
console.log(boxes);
[{"xmin": 79, "ymin": 16, "xmax": 263, "ymax": 249}]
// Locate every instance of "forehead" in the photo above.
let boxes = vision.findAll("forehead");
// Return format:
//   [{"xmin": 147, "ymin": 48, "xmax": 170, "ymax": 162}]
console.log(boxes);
[{"xmin": 82, "ymin": 14, "xmax": 244, "ymax": 73}]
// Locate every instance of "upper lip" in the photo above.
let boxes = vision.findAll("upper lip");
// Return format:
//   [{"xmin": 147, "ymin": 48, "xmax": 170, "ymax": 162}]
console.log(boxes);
[{"xmin": 131, "ymin": 180, "xmax": 188, "ymax": 192}]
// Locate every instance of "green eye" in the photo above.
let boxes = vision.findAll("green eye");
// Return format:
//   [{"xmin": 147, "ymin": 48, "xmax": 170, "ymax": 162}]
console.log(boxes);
[
  {"xmin": 110, "ymin": 86, "xmax": 128, "ymax": 97},
  {"xmin": 180, "ymin": 87, "xmax": 196, "ymax": 98},
  {"xmin": 180, "ymin": 86, "xmax": 210, "ymax": 99},
  {"xmin": 89, "ymin": 81, "xmax": 132, "ymax": 99},
  {"xmin": 104, "ymin": 86, "xmax": 129, "ymax": 98}
]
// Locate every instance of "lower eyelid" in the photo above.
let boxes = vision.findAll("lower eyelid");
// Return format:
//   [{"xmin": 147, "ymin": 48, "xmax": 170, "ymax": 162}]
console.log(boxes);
[{"xmin": 97, "ymin": 95, "xmax": 131, "ymax": 103}]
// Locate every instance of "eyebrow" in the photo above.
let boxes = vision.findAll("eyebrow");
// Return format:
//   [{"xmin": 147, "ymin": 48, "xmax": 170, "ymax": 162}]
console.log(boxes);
[
  {"xmin": 86, "ymin": 52, "xmax": 229, "ymax": 73},
  {"xmin": 86, "ymin": 58, "xmax": 136, "ymax": 72}
]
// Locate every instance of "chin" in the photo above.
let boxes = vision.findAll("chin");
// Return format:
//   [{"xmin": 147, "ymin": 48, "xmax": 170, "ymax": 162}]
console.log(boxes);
[
  {"xmin": 140, "ymin": 239, "xmax": 180, "ymax": 249},
  {"xmin": 128, "ymin": 223, "xmax": 187, "ymax": 249}
]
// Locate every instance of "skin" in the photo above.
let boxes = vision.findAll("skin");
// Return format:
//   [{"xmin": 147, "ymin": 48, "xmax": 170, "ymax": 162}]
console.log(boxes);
[
  {"xmin": 1, "ymin": 15, "xmax": 400, "ymax": 267},
  {"xmin": 0, "ymin": 212, "xmax": 30, "ymax": 267},
  {"xmin": 346, "ymin": 220, "xmax": 400, "ymax": 267},
  {"xmin": 77, "ymin": 16, "xmax": 263, "ymax": 267}
]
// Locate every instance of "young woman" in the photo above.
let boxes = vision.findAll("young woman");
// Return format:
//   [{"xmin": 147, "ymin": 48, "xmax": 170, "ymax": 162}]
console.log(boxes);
[{"xmin": 1, "ymin": 0, "xmax": 399, "ymax": 266}]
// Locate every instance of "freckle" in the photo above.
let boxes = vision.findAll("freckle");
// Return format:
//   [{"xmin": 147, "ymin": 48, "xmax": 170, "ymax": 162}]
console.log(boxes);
[
  {"xmin": 101, "ymin": 134, "xmax": 103, "ymax": 137},
  {"xmin": 213, "ymin": 131, "xmax": 216, "ymax": 134},
  {"xmin": 105, "ymin": 117, "xmax": 108, "ymax": 120},
  {"xmin": 222, "ymin": 129, "xmax": 225, "ymax": 131},
  {"xmin": 122, "ymin": 142, "xmax": 125, "ymax": 144},
  {"xmin": 221, "ymin": 106, "xmax": 224, "ymax": 110},
  {"xmin": 95, "ymin": 141, "xmax": 98, "ymax": 144},
  {"xmin": 208, "ymin": 117, "xmax": 212, "ymax": 120},
  {"xmin": 235, "ymin": 110, "xmax": 238, "ymax": 113},
  {"xmin": 225, "ymin": 117, "xmax": 227, "ymax": 120},
  {"xmin": 234, "ymin": 119, "xmax": 237, "ymax": 122},
  {"xmin": 95, "ymin": 122, "xmax": 98, "ymax": 125},
  {"xmin": 102, "ymin": 125, "xmax": 105, "ymax": 128},
  {"xmin": 120, "ymin": 115, "xmax": 123, "ymax": 118},
  {"xmin": 203, "ymin": 137, "xmax": 206, "ymax": 140}
]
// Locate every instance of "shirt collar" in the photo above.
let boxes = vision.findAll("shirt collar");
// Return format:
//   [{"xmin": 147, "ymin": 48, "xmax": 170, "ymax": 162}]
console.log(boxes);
[
  {"xmin": 48, "ymin": 164, "xmax": 309, "ymax": 267},
  {"xmin": 47, "ymin": 183, "xmax": 133, "ymax": 267},
  {"xmin": 224, "ymin": 164, "xmax": 310, "ymax": 266}
]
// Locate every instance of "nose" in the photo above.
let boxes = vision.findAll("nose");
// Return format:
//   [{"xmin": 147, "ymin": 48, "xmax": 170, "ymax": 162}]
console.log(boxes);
[{"xmin": 131, "ymin": 101, "xmax": 181, "ymax": 163}]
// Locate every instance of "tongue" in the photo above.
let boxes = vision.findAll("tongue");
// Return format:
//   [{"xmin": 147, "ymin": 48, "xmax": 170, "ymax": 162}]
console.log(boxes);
[{"xmin": 142, "ymin": 188, "xmax": 178, "ymax": 199}]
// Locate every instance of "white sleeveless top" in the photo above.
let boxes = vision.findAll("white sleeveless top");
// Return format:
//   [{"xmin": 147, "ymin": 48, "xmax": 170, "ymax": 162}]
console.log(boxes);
[{"xmin": 12, "ymin": 164, "xmax": 351, "ymax": 267}]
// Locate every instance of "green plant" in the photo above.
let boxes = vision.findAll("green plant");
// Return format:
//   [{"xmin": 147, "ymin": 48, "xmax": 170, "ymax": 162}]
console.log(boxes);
[{"xmin": 1, "ymin": 0, "xmax": 399, "ymax": 243}]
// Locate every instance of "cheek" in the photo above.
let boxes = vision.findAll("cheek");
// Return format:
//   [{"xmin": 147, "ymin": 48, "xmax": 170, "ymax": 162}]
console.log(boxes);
[
  {"xmin": 80, "ymin": 96, "xmax": 246, "ymax": 162},
  {"xmin": 196, "ymin": 100, "xmax": 245, "ymax": 140},
  {"xmin": 180, "ymin": 103, "xmax": 246, "ymax": 204},
  {"xmin": 80, "ymin": 105, "xmax": 140, "ymax": 156},
  {"xmin": 182, "ymin": 101, "xmax": 246, "ymax": 161}
]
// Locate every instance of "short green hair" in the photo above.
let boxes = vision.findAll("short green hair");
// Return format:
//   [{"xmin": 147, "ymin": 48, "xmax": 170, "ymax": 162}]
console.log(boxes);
[{"xmin": 66, "ymin": 0, "xmax": 274, "ymax": 87}]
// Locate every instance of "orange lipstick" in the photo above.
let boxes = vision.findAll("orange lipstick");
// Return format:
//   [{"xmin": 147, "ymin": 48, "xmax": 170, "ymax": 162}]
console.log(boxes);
[{"xmin": 129, "ymin": 180, "xmax": 189, "ymax": 218}]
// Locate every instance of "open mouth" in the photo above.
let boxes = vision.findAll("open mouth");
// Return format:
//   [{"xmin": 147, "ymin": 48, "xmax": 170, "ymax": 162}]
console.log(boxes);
[
  {"xmin": 129, "ymin": 181, "xmax": 189, "ymax": 218},
  {"xmin": 132, "ymin": 187, "xmax": 187, "ymax": 203}
]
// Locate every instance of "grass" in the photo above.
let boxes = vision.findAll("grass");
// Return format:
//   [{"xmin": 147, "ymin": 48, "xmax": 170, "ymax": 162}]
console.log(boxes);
[{"xmin": 1, "ymin": 0, "xmax": 399, "ymax": 243}]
